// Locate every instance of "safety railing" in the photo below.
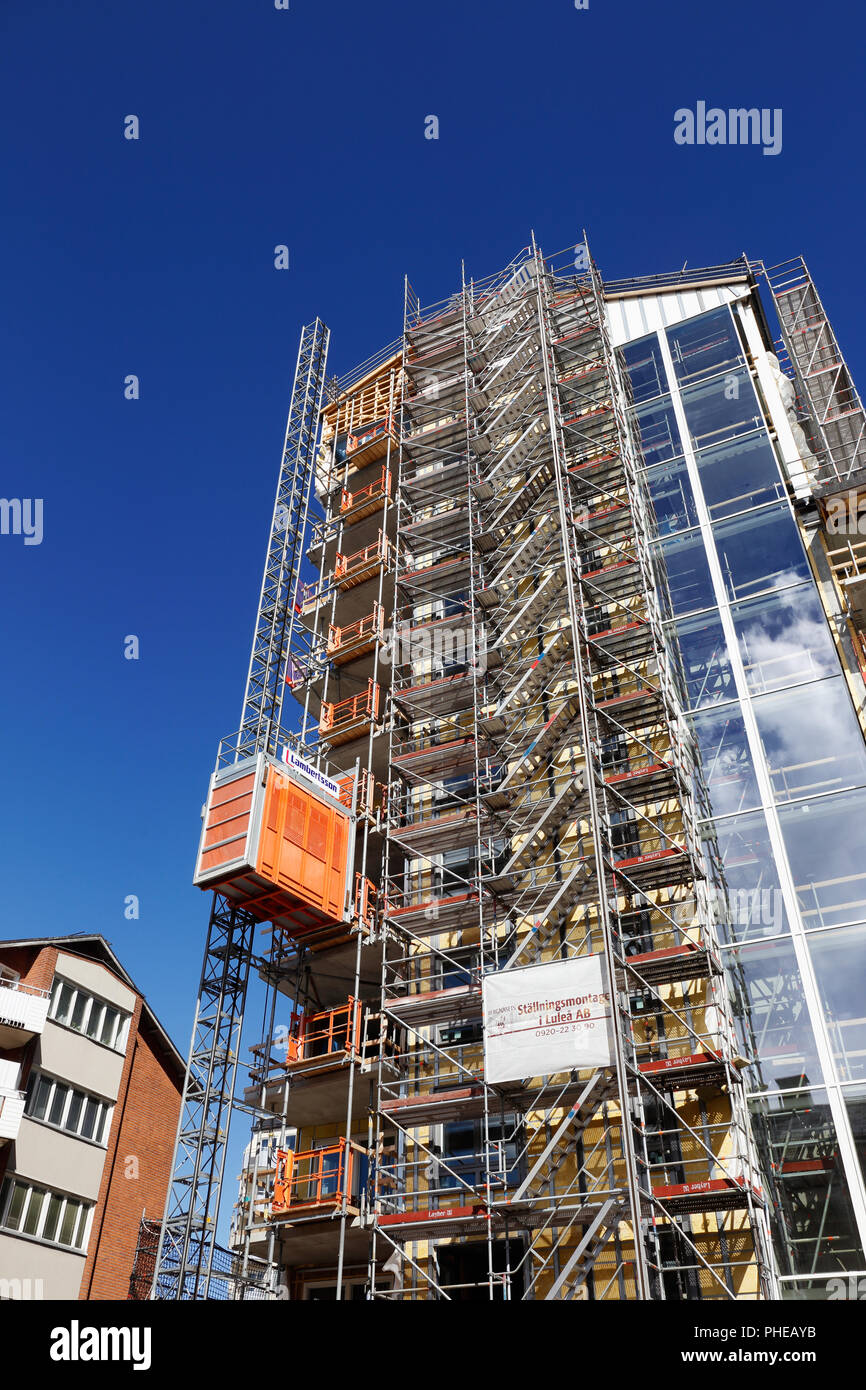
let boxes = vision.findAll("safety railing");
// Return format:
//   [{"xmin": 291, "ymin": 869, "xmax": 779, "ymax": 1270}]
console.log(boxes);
[
  {"xmin": 272, "ymin": 1138, "xmax": 369, "ymax": 1215},
  {"xmin": 347, "ymin": 416, "xmax": 395, "ymax": 458},
  {"xmin": 0, "ymin": 978, "xmax": 51, "ymax": 1034},
  {"xmin": 319, "ymin": 679, "xmax": 381, "ymax": 740},
  {"xmin": 0, "ymin": 977, "xmax": 50, "ymax": 1000},
  {"xmin": 354, "ymin": 873, "xmax": 378, "ymax": 933},
  {"xmin": 340, "ymin": 467, "xmax": 392, "ymax": 519},
  {"xmin": 285, "ymin": 997, "xmax": 363, "ymax": 1065},
  {"xmin": 327, "ymin": 604, "xmax": 385, "ymax": 660},
  {"xmin": 336, "ymin": 768, "xmax": 386, "ymax": 824},
  {"xmin": 333, "ymin": 531, "xmax": 391, "ymax": 586}
]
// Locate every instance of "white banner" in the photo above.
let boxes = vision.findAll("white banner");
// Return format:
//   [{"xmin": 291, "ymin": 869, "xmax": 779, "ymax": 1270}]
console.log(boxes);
[
  {"xmin": 280, "ymin": 747, "xmax": 342, "ymax": 802},
  {"xmin": 482, "ymin": 955, "xmax": 612, "ymax": 1084}
]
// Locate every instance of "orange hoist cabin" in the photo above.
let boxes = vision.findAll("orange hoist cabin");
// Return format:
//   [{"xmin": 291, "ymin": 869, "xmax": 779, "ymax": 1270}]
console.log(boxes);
[{"xmin": 194, "ymin": 751, "xmax": 358, "ymax": 943}]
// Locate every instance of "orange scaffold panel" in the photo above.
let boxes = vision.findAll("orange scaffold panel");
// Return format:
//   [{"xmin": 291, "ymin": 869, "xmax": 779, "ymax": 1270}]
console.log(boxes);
[
  {"xmin": 272, "ymin": 1138, "xmax": 364, "ymax": 1215},
  {"xmin": 320, "ymin": 679, "xmax": 380, "ymax": 742},
  {"xmin": 255, "ymin": 767, "xmax": 348, "ymax": 921},
  {"xmin": 286, "ymin": 997, "xmax": 363, "ymax": 1064},
  {"xmin": 327, "ymin": 604, "xmax": 384, "ymax": 661},
  {"xmin": 340, "ymin": 467, "xmax": 391, "ymax": 517}
]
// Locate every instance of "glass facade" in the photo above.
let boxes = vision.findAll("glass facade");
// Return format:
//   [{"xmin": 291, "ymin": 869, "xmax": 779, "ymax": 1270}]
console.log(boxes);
[{"xmin": 619, "ymin": 299, "xmax": 866, "ymax": 1299}]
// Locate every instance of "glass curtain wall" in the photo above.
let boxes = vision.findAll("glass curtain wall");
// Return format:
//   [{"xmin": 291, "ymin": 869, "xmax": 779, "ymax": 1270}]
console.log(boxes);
[{"xmin": 620, "ymin": 300, "xmax": 866, "ymax": 1297}]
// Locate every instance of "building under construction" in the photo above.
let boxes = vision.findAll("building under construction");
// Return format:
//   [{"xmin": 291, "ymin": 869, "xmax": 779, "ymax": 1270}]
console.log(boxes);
[{"xmin": 143, "ymin": 238, "xmax": 866, "ymax": 1302}]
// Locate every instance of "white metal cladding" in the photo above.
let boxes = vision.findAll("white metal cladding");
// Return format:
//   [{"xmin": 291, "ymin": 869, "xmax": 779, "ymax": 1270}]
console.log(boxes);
[{"xmin": 605, "ymin": 284, "xmax": 750, "ymax": 347}]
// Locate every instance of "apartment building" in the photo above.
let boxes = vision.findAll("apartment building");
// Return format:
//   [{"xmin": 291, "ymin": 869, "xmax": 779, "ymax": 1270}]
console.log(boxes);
[{"xmin": 0, "ymin": 933, "xmax": 184, "ymax": 1299}]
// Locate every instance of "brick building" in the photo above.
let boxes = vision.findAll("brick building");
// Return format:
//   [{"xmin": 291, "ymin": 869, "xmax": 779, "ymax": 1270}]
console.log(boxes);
[{"xmin": 0, "ymin": 933, "xmax": 184, "ymax": 1299}]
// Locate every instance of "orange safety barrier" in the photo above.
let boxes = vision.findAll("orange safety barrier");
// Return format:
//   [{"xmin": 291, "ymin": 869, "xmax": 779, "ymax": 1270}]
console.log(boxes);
[
  {"xmin": 335, "ymin": 771, "xmax": 386, "ymax": 828},
  {"xmin": 347, "ymin": 417, "xmax": 393, "ymax": 456},
  {"xmin": 354, "ymin": 873, "xmax": 377, "ymax": 932},
  {"xmin": 320, "ymin": 679, "xmax": 380, "ymax": 740},
  {"xmin": 327, "ymin": 604, "xmax": 384, "ymax": 659},
  {"xmin": 272, "ymin": 1138, "xmax": 367, "ymax": 1215},
  {"xmin": 285, "ymin": 997, "xmax": 363, "ymax": 1064},
  {"xmin": 340, "ymin": 467, "xmax": 391, "ymax": 516},
  {"xmin": 333, "ymin": 532, "xmax": 390, "ymax": 585}
]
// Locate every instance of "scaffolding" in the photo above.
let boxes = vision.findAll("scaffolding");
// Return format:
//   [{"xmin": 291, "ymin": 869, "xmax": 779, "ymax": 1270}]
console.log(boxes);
[
  {"xmin": 366, "ymin": 239, "xmax": 777, "ymax": 1299},
  {"xmin": 192, "ymin": 242, "xmax": 781, "ymax": 1301},
  {"xmin": 130, "ymin": 1218, "xmax": 276, "ymax": 1301},
  {"xmin": 760, "ymin": 257, "xmax": 866, "ymax": 496},
  {"xmin": 225, "ymin": 337, "xmax": 403, "ymax": 1300}
]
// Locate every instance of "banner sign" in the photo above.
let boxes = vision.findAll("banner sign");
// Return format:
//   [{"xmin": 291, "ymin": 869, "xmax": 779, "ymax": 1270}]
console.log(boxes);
[
  {"xmin": 482, "ymin": 955, "xmax": 612, "ymax": 1084},
  {"xmin": 280, "ymin": 747, "xmax": 343, "ymax": 803}
]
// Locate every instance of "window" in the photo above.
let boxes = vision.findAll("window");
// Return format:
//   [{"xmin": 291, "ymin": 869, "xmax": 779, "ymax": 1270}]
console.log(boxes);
[
  {"xmin": 680, "ymin": 369, "xmax": 762, "ymax": 452},
  {"xmin": 24, "ymin": 1071, "xmax": 111, "ymax": 1144},
  {"xmin": 27, "ymin": 1074, "xmax": 52, "ymax": 1122},
  {"xmin": 843, "ymin": 1085, "xmax": 866, "ymax": 1194},
  {"xmin": 100, "ymin": 1006, "xmax": 121, "ymax": 1047},
  {"xmin": 691, "ymin": 708, "xmax": 760, "ymax": 819},
  {"xmin": 0, "ymin": 1176, "xmax": 91, "ymax": 1251},
  {"xmin": 672, "ymin": 612, "xmax": 736, "ymax": 709},
  {"xmin": 645, "ymin": 457, "xmax": 699, "ymax": 536},
  {"xmin": 439, "ymin": 1020, "xmax": 483, "ymax": 1047},
  {"xmin": 655, "ymin": 531, "xmax": 716, "ymax": 618},
  {"xmin": 707, "ymin": 810, "xmax": 788, "ymax": 944},
  {"xmin": 436, "ymin": 947, "xmax": 478, "ymax": 991},
  {"xmin": 713, "ymin": 502, "xmax": 812, "ymax": 602},
  {"xmin": 622, "ymin": 335, "xmax": 667, "ymax": 404},
  {"xmin": 51, "ymin": 982, "xmax": 74, "ymax": 1026},
  {"xmin": 731, "ymin": 584, "xmax": 839, "ymax": 695},
  {"xmin": 809, "ymin": 926, "xmax": 866, "ymax": 1083},
  {"xmin": 610, "ymin": 808, "xmax": 641, "ymax": 859},
  {"xmin": 725, "ymin": 938, "xmax": 823, "ymax": 1091},
  {"xmin": 438, "ymin": 1118, "xmax": 522, "ymax": 1192},
  {"xmin": 749, "ymin": 1089, "xmax": 864, "ymax": 1275},
  {"xmin": 48, "ymin": 978, "xmax": 128, "ymax": 1051},
  {"xmin": 633, "ymin": 397, "xmax": 683, "ymax": 467},
  {"xmin": 695, "ymin": 433, "xmax": 786, "ymax": 520},
  {"xmin": 430, "ymin": 773, "xmax": 474, "ymax": 816},
  {"xmin": 601, "ymin": 732, "xmax": 629, "ymax": 773},
  {"xmin": 304, "ymin": 1281, "xmax": 367, "ymax": 1301},
  {"xmin": 667, "ymin": 307, "xmax": 745, "ymax": 387},
  {"xmin": 778, "ymin": 789, "xmax": 866, "ymax": 930},
  {"xmin": 753, "ymin": 678, "xmax": 866, "ymax": 803},
  {"xmin": 319, "ymin": 1150, "xmax": 341, "ymax": 1198},
  {"xmin": 435, "ymin": 1238, "xmax": 525, "ymax": 1302}
]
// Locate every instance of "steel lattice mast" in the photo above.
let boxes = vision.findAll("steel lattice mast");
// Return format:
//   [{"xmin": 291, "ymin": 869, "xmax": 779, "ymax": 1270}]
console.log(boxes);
[{"xmin": 151, "ymin": 319, "xmax": 330, "ymax": 1299}]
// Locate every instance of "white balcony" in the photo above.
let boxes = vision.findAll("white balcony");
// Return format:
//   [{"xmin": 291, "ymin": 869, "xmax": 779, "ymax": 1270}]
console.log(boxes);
[
  {"xmin": 0, "ymin": 1088, "xmax": 25, "ymax": 1143},
  {"xmin": 0, "ymin": 979, "xmax": 50, "ymax": 1047}
]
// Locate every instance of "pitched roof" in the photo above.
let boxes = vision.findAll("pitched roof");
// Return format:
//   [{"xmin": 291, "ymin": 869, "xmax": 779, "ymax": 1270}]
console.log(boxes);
[{"xmin": 0, "ymin": 932, "xmax": 186, "ymax": 1084}]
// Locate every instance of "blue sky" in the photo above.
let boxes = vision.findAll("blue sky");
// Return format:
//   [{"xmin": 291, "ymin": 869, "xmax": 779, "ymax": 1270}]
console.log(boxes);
[{"xmin": 1, "ymin": 0, "xmax": 864, "ymax": 1237}]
